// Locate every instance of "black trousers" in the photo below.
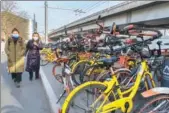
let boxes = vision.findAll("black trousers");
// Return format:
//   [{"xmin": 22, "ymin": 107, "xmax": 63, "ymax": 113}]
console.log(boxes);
[
  {"xmin": 29, "ymin": 69, "xmax": 39, "ymax": 79},
  {"xmin": 11, "ymin": 73, "xmax": 22, "ymax": 83}
]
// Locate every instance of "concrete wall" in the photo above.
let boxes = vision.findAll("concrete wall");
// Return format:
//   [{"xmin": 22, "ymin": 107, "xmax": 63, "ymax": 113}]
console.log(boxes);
[
  {"xmin": 131, "ymin": 2, "xmax": 169, "ymax": 23},
  {"xmin": 104, "ymin": 13, "xmax": 127, "ymax": 26}
]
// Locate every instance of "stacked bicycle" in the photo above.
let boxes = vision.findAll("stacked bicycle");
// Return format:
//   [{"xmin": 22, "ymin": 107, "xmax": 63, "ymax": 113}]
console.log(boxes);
[{"xmin": 39, "ymin": 15, "xmax": 169, "ymax": 113}]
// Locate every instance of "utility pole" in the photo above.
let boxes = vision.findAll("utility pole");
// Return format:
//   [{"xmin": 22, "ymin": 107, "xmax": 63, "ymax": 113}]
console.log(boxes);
[
  {"xmin": 33, "ymin": 13, "xmax": 37, "ymax": 32},
  {"xmin": 45, "ymin": 1, "xmax": 48, "ymax": 44}
]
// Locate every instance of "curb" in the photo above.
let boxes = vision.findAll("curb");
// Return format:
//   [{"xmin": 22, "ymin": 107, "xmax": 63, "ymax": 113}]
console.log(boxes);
[{"xmin": 40, "ymin": 68, "xmax": 61, "ymax": 113}]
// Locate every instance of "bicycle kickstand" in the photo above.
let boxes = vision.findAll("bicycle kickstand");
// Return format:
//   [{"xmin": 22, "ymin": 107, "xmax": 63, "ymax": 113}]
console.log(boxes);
[{"xmin": 56, "ymin": 90, "xmax": 66, "ymax": 103}]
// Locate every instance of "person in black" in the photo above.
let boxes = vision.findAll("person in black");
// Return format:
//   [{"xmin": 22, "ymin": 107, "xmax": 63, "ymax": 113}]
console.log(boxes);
[{"xmin": 25, "ymin": 32, "xmax": 43, "ymax": 81}]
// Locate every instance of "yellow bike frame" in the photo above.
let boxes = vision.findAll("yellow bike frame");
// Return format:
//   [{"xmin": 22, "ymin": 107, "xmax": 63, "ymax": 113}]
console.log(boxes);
[
  {"xmin": 93, "ymin": 60, "xmax": 155, "ymax": 113},
  {"xmin": 70, "ymin": 55, "xmax": 109, "ymax": 74}
]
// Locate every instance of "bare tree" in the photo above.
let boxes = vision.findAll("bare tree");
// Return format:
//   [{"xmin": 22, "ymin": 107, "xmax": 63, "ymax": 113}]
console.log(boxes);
[
  {"xmin": 18, "ymin": 10, "xmax": 30, "ymax": 18},
  {"xmin": 1, "ymin": 1, "xmax": 18, "ymax": 12},
  {"xmin": 1, "ymin": 1, "xmax": 29, "ymax": 40}
]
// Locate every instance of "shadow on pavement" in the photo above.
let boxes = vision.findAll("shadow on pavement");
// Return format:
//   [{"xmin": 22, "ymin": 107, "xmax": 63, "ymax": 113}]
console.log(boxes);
[
  {"xmin": 1, "ymin": 55, "xmax": 51, "ymax": 113},
  {"xmin": 1, "ymin": 105, "xmax": 24, "ymax": 113}
]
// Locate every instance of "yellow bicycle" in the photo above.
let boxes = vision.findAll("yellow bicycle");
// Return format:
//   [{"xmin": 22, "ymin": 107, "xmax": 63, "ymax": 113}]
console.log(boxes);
[{"xmin": 40, "ymin": 47, "xmax": 63, "ymax": 66}]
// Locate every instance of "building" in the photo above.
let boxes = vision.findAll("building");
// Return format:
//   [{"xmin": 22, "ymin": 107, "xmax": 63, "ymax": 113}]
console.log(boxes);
[{"xmin": 1, "ymin": 11, "xmax": 37, "ymax": 42}]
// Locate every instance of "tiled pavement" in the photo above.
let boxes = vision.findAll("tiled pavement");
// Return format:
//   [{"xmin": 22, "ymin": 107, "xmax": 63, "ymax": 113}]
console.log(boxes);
[{"xmin": 1, "ymin": 54, "xmax": 51, "ymax": 113}]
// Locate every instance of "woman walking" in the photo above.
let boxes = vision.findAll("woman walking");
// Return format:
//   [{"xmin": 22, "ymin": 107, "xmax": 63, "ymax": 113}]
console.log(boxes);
[
  {"xmin": 25, "ymin": 32, "xmax": 43, "ymax": 81},
  {"xmin": 5, "ymin": 28, "xmax": 25, "ymax": 88}
]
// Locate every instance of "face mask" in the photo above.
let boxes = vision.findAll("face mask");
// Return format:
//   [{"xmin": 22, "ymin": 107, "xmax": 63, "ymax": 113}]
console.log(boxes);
[
  {"xmin": 33, "ymin": 37, "xmax": 38, "ymax": 41},
  {"xmin": 12, "ymin": 34, "xmax": 19, "ymax": 39}
]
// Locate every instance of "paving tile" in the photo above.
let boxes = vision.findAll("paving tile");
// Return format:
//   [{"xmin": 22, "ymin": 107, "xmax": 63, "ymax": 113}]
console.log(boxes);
[{"xmin": 1, "ymin": 55, "xmax": 51, "ymax": 113}]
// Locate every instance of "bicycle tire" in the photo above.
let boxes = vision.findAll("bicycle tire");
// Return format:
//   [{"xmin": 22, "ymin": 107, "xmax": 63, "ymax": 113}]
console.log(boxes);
[
  {"xmin": 71, "ymin": 61, "xmax": 92, "ymax": 86},
  {"xmin": 62, "ymin": 81, "xmax": 116, "ymax": 113},
  {"xmin": 134, "ymin": 94, "xmax": 169, "ymax": 113},
  {"xmin": 52, "ymin": 63, "xmax": 63, "ymax": 84},
  {"xmin": 40, "ymin": 59, "xmax": 49, "ymax": 66},
  {"xmin": 40, "ymin": 53, "xmax": 49, "ymax": 66},
  {"xmin": 96, "ymin": 68, "xmax": 132, "ymax": 88},
  {"xmin": 80, "ymin": 65, "xmax": 107, "ymax": 84},
  {"xmin": 40, "ymin": 60, "xmax": 49, "ymax": 66}
]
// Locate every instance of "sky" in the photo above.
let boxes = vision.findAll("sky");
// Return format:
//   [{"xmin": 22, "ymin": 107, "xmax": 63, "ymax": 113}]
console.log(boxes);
[{"xmin": 17, "ymin": 1, "xmax": 124, "ymax": 35}]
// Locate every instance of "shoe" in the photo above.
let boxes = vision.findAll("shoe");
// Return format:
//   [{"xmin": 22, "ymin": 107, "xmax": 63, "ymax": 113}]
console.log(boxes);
[
  {"xmin": 15, "ymin": 82, "xmax": 20, "ymax": 88},
  {"xmin": 35, "ymin": 76, "xmax": 39, "ymax": 80},
  {"xmin": 29, "ymin": 77, "xmax": 33, "ymax": 81},
  {"xmin": 13, "ymin": 78, "xmax": 16, "ymax": 83}
]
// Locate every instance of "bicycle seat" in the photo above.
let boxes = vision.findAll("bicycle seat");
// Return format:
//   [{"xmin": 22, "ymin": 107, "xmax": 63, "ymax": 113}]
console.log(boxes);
[
  {"xmin": 98, "ymin": 56, "xmax": 118, "ymax": 66},
  {"xmin": 57, "ymin": 57, "xmax": 69, "ymax": 63}
]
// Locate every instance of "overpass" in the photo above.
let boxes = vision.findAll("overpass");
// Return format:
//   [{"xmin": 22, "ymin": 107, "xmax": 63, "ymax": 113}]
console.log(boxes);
[{"xmin": 49, "ymin": 1, "xmax": 169, "ymax": 40}]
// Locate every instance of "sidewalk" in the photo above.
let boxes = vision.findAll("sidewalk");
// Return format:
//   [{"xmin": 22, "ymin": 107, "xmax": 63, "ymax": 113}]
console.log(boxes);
[{"xmin": 1, "ymin": 54, "xmax": 51, "ymax": 113}]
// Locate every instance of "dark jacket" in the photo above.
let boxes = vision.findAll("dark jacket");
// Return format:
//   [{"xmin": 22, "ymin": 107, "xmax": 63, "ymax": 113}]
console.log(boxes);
[{"xmin": 25, "ymin": 40, "xmax": 43, "ymax": 72}]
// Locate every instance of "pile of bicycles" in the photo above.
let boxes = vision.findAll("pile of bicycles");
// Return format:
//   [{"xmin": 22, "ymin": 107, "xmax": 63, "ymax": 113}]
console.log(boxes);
[{"xmin": 40, "ymin": 16, "xmax": 169, "ymax": 113}]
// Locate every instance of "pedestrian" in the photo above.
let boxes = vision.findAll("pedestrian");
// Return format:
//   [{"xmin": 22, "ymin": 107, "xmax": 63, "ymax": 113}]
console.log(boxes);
[
  {"xmin": 5, "ymin": 28, "xmax": 25, "ymax": 88},
  {"xmin": 25, "ymin": 32, "xmax": 43, "ymax": 81}
]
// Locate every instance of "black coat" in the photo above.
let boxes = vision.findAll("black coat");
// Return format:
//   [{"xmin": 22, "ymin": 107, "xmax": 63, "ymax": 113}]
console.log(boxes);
[{"xmin": 25, "ymin": 40, "xmax": 43, "ymax": 72}]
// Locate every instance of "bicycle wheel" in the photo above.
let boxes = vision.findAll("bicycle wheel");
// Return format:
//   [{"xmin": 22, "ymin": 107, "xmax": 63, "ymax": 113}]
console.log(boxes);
[
  {"xmin": 40, "ymin": 53, "xmax": 49, "ymax": 66},
  {"xmin": 52, "ymin": 63, "xmax": 63, "ymax": 84},
  {"xmin": 96, "ymin": 68, "xmax": 132, "ymax": 89},
  {"xmin": 71, "ymin": 61, "xmax": 92, "ymax": 86},
  {"xmin": 135, "ymin": 94, "xmax": 169, "ymax": 113},
  {"xmin": 62, "ymin": 81, "xmax": 116, "ymax": 113},
  {"xmin": 80, "ymin": 65, "xmax": 107, "ymax": 84}
]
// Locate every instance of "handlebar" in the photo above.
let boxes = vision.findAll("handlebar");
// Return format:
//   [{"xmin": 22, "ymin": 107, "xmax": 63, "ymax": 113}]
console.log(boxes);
[
  {"xmin": 164, "ymin": 43, "xmax": 169, "ymax": 45},
  {"xmin": 122, "ymin": 24, "xmax": 135, "ymax": 31}
]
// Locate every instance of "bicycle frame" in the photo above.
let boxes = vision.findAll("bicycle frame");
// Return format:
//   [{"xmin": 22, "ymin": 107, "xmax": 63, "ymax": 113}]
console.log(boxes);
[
  {"xmin": 63, "ymin": 64, "xmax": 75, "ymax": 90},
  {"xmin": 70, "ymin": 55, "xmax": 105, "ymax": 73},
  {"xmin": 56, "ymin": 63, "xmax": 75, "ymax": 103},
  {"xmin": 91, "ymin": 61, "xmax": 156, "ymax": 113}
]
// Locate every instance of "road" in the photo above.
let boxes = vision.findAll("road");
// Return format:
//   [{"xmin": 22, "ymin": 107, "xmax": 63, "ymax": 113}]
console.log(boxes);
[{"xmin": 1, "ymin": 54, "xmax": 51, "ymax": 113}]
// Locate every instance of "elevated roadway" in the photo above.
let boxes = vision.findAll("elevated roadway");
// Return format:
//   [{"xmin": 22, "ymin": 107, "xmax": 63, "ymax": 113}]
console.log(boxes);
[{"xmin": 49, "ymin": 1, "xmax": 169, "ymax": 40}]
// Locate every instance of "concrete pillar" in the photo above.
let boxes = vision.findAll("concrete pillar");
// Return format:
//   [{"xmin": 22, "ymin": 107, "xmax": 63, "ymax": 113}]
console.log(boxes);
[
  {"xmin": 166, "ymin": 29, "xmax": 169, "ymax": 36},
  {"xmin": 126, "ymin": 11, "xmax": 131, "ymax": 23}
]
